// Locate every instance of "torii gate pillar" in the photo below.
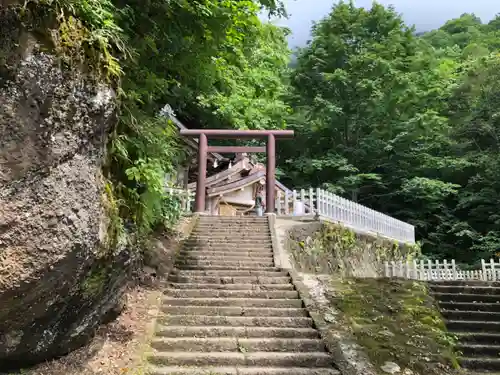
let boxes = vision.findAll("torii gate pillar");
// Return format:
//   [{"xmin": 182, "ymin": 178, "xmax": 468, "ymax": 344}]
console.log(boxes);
[{"xmin": 180, "ymin": 129, "xmax": 294, "ymax": 214}]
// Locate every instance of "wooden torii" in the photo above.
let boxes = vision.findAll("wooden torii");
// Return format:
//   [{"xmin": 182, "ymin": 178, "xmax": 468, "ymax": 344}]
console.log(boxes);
[{"xmin": 180, "ymin": 129, "xmax": 294, "ymax": 214}]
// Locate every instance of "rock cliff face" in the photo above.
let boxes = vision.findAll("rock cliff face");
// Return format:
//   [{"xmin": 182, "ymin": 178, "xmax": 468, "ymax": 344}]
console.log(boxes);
[{"xmin": 0, "ymin": 7, "xmax": 132, "ymax": 369}]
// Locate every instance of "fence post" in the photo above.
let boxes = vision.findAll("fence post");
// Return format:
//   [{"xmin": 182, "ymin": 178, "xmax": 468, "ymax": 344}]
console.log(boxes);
[
  {"xmin": 284, "ymin": 191, "xmax": 289, "ymax": 215},
  {"xmin": 300, "ymin": 189, "xmax": 306, "ymax": 214},
  {"xmin": 292, "ymin": 190, "xmax": 297, "ymax": 215},
  {"xmin": 316, "ymin": 188, "xmax": 321, "ymax": 215},
  {"xmin": 451, "ymin": 259, "xmax": 457, "ymax": 280},
  {"xmin": 412, "ymin": 260, "xmax": 418, "ymax": 280},
  {"xmin": 384, "ymin": 261, "xmax": 389, "ymax": 278},
  {"xmin": 481, "ymin": 259, "xmax": 487, "ymax": 281},
  {"xmin": 491, "ymin": 259, "xmax": 496, "ymax": 282},
  {"xmin": 309, "ymin": 188, "xmax": 314, "ymax": 215},
  {"xmin": 276, "ymin": 191, "xmax": 282, "ymax": 215},
  {"xmin": 435, "ymin": 260, "xmax": 441, "ymax": 281},
  {"xmin": 405, "ymin": 260, "xmax": 411, "ymax": 279}
]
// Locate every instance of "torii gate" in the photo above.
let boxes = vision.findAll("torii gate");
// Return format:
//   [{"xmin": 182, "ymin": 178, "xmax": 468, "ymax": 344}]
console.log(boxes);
[{"xmin": 180, "ymin": 129, "xmax": 294, "ymax": 214}]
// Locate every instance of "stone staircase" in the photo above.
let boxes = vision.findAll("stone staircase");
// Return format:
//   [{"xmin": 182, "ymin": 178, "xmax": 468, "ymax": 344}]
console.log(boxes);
[
  {"xmin": 147, "ymin": 216, "xmax": 339, "ymax": 375},
  {"xmin": 430, "ymin": 280, "xmax": 500, "ymax": 373}
]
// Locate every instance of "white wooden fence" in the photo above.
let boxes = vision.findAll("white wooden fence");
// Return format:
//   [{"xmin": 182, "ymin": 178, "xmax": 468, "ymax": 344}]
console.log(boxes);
[
  {"xmin": 165, "ymin": 187, "xmax": 195, "ymax": 213},
  {"xmin": 384, "ymin": 258, "xmax": 500, "ymax": 281},
  {"xmin": 276, "ymin": 188, "xmax": 415, "ymax": 244}
]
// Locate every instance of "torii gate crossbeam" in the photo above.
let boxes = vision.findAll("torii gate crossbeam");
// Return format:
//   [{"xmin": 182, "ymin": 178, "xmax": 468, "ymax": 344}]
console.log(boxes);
[{"xmin": 180, "ymin": 129, "xmax": 294, "ymax": 214}]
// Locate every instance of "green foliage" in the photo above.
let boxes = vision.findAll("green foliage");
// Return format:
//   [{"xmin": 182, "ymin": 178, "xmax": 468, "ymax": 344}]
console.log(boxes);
[
  {"xmin": 331, "ymin": 278, "xmax": 459, "ymax": 374},
  {"xmin": 278, "ymin": 2, "xmax": 500, "ymax": 264},
  {"xmin": 33, "ymin": 0, "xmax": 290, "ymax": 239}
]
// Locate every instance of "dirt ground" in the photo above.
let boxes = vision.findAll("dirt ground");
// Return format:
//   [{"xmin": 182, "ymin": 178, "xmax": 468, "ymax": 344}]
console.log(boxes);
[{"xmin": 4, "ymin": 285, "xmax": 162, "ymax": 375}]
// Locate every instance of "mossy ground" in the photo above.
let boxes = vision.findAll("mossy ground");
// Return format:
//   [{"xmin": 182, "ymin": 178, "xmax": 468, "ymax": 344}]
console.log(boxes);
[{"xmin": 329, "ymin": 277, "xmax": 460, "ymax": 375}]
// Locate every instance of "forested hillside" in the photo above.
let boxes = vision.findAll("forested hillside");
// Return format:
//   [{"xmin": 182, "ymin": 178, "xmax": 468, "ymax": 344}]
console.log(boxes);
[
  {"xmin": 280, "ymin": 3, "xmax": 500, "ymax": 264},
  {"xmin": 44, "ymin": 0, "xmax": 500, "ymax": 265}
]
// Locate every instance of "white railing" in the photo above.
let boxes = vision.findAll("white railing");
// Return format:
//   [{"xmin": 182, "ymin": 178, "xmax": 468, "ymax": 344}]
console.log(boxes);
[
  {"xmin": 384, "ymin": 258, "xmax": 500, "ymax": 281},
  {"xmin": 165, "ymin": 187, "xmax": 195, "ymax": 213},
  {"xmin": 276, "ymin": 188, "xmax": 415, "ymax": 244}
]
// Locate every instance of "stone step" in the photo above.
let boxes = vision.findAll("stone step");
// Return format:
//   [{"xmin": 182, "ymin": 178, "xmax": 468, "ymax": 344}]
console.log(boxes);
[
  {"xmin": 163, "ymin": 289, "xmax": 300, "ymax": 299},
  {"xmin": 155, "ymin": 325, "xmax": 320, "ymax": 339},
  {"xmin": 190, "ymin": 234, "xmax": 272, "ymax": 240},
  {"xmin": 457, "ymin": 332, "xmax": 500, "ymax": 345},
  {"xmin": 194, "ymin": 224, "xmax": 270, "ymax": 230},
  {"xmin": 167, "ymin": 283, "xmax": 294, "ymax": 291},
  {"xmin": 183, "ymin": 245, "xmax": 274, "ymax": 251},
  {"xmin": 150, "ymin": 337, "xmax": 326, "ymax": 352},
  {"xmin": 193, "ymin": 227, "xmax": 271, "ymax": 233},
  {"xmin": 148, "ymin": 366, "xmax": 339, "ymax": 375},
  {"xmin": 172, "ymin": 269, "xmax": 288, "ymax": 277},
  {"xmin": 441, "ymin": 309, "xmax": 500, "ymax": 322},
  {"xmin": 458, "ymin": 343, "xmax": 500, "ymax": 357},
  {"xmin": 168, "ymin": 275, "xmax": 291, "ymax": 285},
  {"xmin": 431, "ymin": 292, "xmax": 500, "ymax": 303},
  {"xmin": 198, "ymin": 217, "xmax": 268, "ymax": 222},
  {"xmin": 175, "ymin": 261, "xmax": 276, "ymax": 268},
  {"xmin": 156, "ymin": 315, "xmax": 313, "ymax": 328},
  {"xmin": 438, "ymin": 301, "xmax": 500, "ymax": 312},
  {"xmin": 460, "ymin": 357, "xmax": 500, "ymax": 371},
  {"xmin": 185, "ymin": 239, "xmax": 273, "ymax": 246},
  {"xmin": 430, "ymin": 285, "xmax": 500, "ymax": 295},
  {"xmin": 161, "ymin": 306, "xmax": 309, "ymax": 317},
  {"xmin": 162, "ymin": 298, "xmax": 303, "ymax": 308},
  {"xmin": 447, "ymin": 320, "xmax": 500, "ymax": 333},
  {"xmin": 178, "ymin": 253, "xmax": 274, "ymax": 260},
  {"xmin": 176, "ymin": 266, "xmax": 279, "ymax": 272},
  {"xmin": 148, "ymin": 351, "xmax": 334, "ymax": 368}
]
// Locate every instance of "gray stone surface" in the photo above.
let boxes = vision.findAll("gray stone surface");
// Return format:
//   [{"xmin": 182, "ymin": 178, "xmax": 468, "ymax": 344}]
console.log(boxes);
[{"xmin": 0, "ymin": 10, "xmax": 132, "ymax": 368}]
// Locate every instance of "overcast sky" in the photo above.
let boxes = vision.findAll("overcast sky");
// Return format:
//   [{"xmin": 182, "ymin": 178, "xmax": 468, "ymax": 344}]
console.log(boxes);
[{"xmin": 272, "ymin": 0, "xmax": 500, "ymax": 47}]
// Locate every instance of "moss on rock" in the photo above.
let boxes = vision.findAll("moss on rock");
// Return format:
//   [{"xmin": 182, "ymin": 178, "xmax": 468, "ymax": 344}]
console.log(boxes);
[
  {"xmin": 329, "ymin": 278, "xmax": 459, "ymax": 375},
  {"xmin": 286, "ymin": 221, "xmax": 420, "ymax": 277}
]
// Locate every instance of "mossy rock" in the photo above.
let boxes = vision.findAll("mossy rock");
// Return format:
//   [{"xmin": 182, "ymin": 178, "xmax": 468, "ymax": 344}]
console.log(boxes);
[{"xmin": 330, "ymin": 278, "xmax": 460, "ymax": 375}]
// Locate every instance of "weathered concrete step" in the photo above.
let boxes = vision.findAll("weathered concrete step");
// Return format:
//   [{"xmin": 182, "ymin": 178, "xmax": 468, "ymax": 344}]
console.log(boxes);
[
  {"xmin": 430, "ymin": 285, "xmax": 500, "ymax": 295},
  {"xmin": 162, "ymin": 298, "xmax": 303, "ymax": 308},
  {"xmin": 193, "ymin": 229, "xmax": 271, "ymax": 235},
  {"xmin": 168, "ymin": 283, "xmax": 294, "ymax": 291},
  {"xmin": 194, "ymin": 224, "xmax": 270, "ymax": 229},
  {"xmin": 164, "ymin": 289, "xmax": 299, "ymax": 299},
  {"xmin": 161, "ymin": 306, "xmax": 309, "ymax": 317},
  {"xmin": 176, "ymin": 264, "xmax": 276, "ymax": 272},
  {"xmin": 193, "ymin": 228, "xmax": 271, "ymax": 234},
  {"xmin": 175, "ymin": 261, "xmax": 276, "ymax": 268},
  {"xmin": 441, "ymin": 309, "xmax": 500, "ymax": 322},
  {"xmin": 198, "ymin": 217, "xmax": 268, "ymax": 222},
  {"xmin": 178, "ymin": 253, "xmax": 274, "ymax": 260},
  {"xmin": 172, "ymin": 269, "xmax": 287, "ymax": 277},
  {"xmin": 190, "ymin": 234, "xmax": 272, "ymax": 240},
  {"xmin": 155, "ymin": 325, "xmax": 319, "ymax": 338},
  {"xmin": 447, "ymin": 320, "xmax": 500, "ymax": 333},
  {"xmin": 148, "ymin": 366, "xmax": 339, "ymax": 375},
  {"xmin": 184, "ymin": 244, "xmax": 273, "ymax": 251},
  {"xmin": 458, "ymin": 343, "xmax": 500, "ymax": 357},
  {"xmin": 456, "ymin": 332, "xmax": 500, "ymax": 345},
  {"xmin": 168, "ymin": 275, "xmax": 291, "ymax": 285},
  {"xmin": 438, "ymin": 301, "xmax": 500, "ymax": 312},
  {"xmin": 148, "ymin": 351, "xmax": 334, "ymax": 367},
  {"xmin": 431, "ymin": 292, "xmax": 500, "ymax": 303},
  {"xmin": 157, "ymin": 315, "xmax": 313, "ymax": 328},
  {"xmin": 185, "ymin": 240, "xmax": 273, "ymax": 246},
  {"xmin": 460, "ymin": 357, "xmax": 500, "ymax": 371},
  {"xmin": 150, "ymin": 337, "xmax": 325, "ymax": 352}
]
